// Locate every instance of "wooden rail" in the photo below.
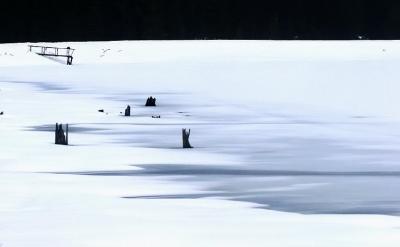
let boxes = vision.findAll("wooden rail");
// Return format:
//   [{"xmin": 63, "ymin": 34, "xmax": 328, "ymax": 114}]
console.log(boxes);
[{"xmin": 28, "ymin": 45, "xmax": 75, "ymax": 65}]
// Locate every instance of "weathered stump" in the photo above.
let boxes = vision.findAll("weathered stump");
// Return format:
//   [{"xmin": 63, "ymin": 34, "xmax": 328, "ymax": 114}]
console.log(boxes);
[
  {"xmin": 124, "ymin": 105, "xmax": 131, "ymax": 116},
  {"xmin": 55, "ymin": 123, "xmax": 69, "ymax": 145},
  {"xmin": 145, "ymin": 96, "xmax": 156, "ymax": 106},
  {"xmin": 182, "ymin": 128, "xmax": 193, "ymax": 148}
]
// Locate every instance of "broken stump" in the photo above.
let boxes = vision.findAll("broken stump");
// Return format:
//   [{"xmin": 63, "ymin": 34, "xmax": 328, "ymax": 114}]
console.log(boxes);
[
  {"xmin": 182, "ymin": 128, "xmax": 193, "ymax": 148},
  {"xmin": 55, "ymin": 123, "xmax": 69, "ymax": 145},
  {"xmin": 145, "ymin": 96, "xmax": 156, "ymax": 107},
  {"xmin": 124, "ymin": 105, "xmax": 131, "ymax": 116}
]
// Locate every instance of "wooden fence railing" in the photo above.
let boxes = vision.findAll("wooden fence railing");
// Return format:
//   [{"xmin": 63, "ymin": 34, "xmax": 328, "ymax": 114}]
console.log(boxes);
[{"xmin": 28, "ymin": 45, "xmax": 75, "ymax": 65}]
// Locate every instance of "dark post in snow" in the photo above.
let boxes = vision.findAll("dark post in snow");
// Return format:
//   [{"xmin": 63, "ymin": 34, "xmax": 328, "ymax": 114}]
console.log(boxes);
[
  {"xmin": 66, "ymin": 124, "xmax": 69, "ymax": 145},
  {"xmin": 182, "ymin": 128, "xmax": 193, "ymax": 148},
  {"xmin": 145, "ymin": 96, "xmax": 156, "ymax": 106},
  {"xmin": 124, "ymin": 105, "xmax": 131, "ymax": 116},
  {"xmin": 55, "ymin": 123, "xmax": 69, "ymax": 145},
  {"xmin": 67, "ymin": 56, "xmax": 73, "ymax": 65},
  {"xmin": 66, "ymin": 47, "xmax": 73, "ymax": 65}
]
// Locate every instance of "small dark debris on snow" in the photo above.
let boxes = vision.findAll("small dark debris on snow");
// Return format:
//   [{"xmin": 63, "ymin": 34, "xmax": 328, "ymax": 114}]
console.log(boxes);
[
  {"xmin": 152, "ymin": 115, "xmax": 161, "ymax": 118},
  {"xmin": 98, "ymin": 109, "xmax": 104, "ymax": 113}
]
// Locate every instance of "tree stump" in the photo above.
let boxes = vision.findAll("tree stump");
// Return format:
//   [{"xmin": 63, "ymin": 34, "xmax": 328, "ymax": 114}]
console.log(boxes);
[
  {"xmin": 182, "ymin": 128, "xmax": 193, "ymax": 148},
  {"xmin": 124, "ymin": 105, "xmax": 131, "ymax": 116},
  {"xmin": 55, "ymin": 123, "xmax": 69, "ymax": 145},
  {"xmin": 145, "ymin": 96, "xmax": 156, "ymax": 106}
]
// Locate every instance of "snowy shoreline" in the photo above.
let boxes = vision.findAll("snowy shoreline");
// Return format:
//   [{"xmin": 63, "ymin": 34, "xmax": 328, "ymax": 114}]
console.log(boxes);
[{"xmin": 1, "ymin": 41, "xmax": 400, "ymax": 246}]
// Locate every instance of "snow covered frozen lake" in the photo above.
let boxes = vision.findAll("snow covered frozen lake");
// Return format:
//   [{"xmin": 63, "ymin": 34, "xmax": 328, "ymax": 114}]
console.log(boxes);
[{"xmin": 1, "ymin": 41, "xmax": 400, "ymax": 246}]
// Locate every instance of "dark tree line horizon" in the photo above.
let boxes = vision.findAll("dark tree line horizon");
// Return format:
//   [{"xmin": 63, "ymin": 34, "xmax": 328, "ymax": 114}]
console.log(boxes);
[{"xmin": 1, "ymin": 0, "xmax": 400, "ymax": 43}]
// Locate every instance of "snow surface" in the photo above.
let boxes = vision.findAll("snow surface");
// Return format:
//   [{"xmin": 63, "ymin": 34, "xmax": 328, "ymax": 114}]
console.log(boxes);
[{"xmin": 1, "ymin": 40, "xmax": 400, "ymax": 246}]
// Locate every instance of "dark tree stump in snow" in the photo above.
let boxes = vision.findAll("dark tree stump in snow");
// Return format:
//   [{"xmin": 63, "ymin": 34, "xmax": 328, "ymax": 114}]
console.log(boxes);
[
  {"xmin": 182, "ymin": 128, "xmax": 193, "ymax": 148},
  {"xmin": 55, "ymin": 123, "xmax": 69, "ymax": 145},
  {"xmin": 145, "ymin": 96, "xmax": 156, "ymax": 106},
  {"xmin": 124, "ymin": 105, "xmax": 131, "ymax": 116}
]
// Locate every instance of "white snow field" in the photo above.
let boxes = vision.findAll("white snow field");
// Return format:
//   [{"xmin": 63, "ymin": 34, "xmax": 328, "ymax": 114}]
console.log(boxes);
[{"xmin": 1, "ymin": 40, "xmax": 400, "ymax": 246}]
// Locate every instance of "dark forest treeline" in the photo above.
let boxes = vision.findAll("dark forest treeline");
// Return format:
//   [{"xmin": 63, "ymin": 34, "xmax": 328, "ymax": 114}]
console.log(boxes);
[{"xmin": 1, "ymin": 0, "xmax": 400, "ymax": 42}]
